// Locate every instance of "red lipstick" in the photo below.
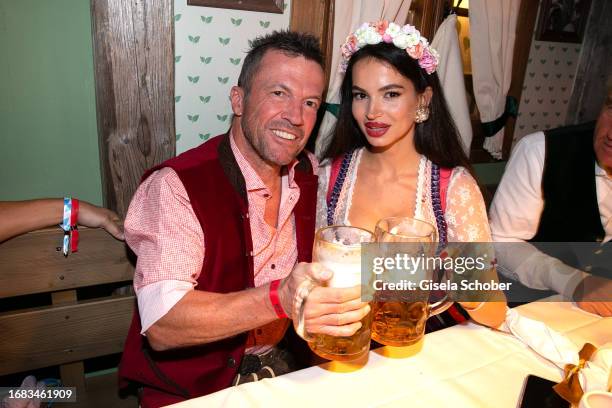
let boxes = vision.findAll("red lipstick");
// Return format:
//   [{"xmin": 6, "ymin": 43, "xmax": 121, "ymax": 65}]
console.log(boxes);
[{"xmin": 364, "ymin": 121, "xmax": 390, "ymax": 138}]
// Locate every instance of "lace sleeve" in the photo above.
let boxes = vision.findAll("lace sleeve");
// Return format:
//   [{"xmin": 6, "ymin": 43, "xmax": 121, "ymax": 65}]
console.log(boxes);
[
  {"xmin": 444, "ymin": 167, "xmax": 492, "ymax": 242},
  {"xmin": 315, "ymin": 160, "xmax": 331, "ymax": 230}
]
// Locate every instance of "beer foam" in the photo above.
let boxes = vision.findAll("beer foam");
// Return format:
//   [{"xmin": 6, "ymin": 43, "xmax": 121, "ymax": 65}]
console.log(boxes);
[
  {"xmin": 322, "ymin": 260, "xmax": 361, "ymax": 288},
  {"xmin": 315, "ymin": 240, "xmax": 363, "ymax": 288}
]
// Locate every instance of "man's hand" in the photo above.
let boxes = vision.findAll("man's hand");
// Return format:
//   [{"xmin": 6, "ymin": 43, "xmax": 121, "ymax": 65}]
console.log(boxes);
[
  {"xmin": 573, "ymin": 275, "xmax": 612, "ymax": 317},
  {"xmin": 278, "ymin": 262, "xmax": 370, "ymax": 338},
  {"xmin": 78, "ymin": 201, "xmax": 125, "ymax": 240}
]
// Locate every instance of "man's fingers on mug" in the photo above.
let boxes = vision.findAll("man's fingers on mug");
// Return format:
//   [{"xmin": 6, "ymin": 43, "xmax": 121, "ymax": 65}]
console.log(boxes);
[
  {"xmin": 303, "ymin": 296, "xmax": 366, "ymax": 319},
  {"xmin": 305, "ymin": 262, "xmax": 332, "ymax": 282},
  {"xmin": 308, "ymin": 321, "xmax": 363, "ymax": 337},
  {"xmin": 312, "ymin": 285, "xmax": 362, "ymax": 304},
  {"xmin": 308, "ymin": 304, "xmax": 371, "ymax": 326}
]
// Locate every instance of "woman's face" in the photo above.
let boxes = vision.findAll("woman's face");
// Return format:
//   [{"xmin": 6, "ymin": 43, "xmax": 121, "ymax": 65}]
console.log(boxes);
[{"xmin": 351, "ymin": 57, "xmax": 430, "ymax": 150}]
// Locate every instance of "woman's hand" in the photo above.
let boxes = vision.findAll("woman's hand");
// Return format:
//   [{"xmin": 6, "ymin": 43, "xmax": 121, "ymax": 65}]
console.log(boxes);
[{"xmin": 78, "ymin": 201, "xmax": 124, "ymax": 240}]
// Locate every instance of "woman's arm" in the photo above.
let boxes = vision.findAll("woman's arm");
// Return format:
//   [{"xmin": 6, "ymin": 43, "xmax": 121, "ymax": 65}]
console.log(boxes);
[
  {"xmin": 444, "ymin": 168, "xmax": 508, "ymax": 328},
  {"xmin": 0, "ymin": 199, "xmax": 124, "ymax": 242}
]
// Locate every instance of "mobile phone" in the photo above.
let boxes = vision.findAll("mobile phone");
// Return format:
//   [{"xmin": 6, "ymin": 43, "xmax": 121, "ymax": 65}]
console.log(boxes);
[{"xmin": 519, "ymin": 375, "xmax": 570, "ymax": 408}]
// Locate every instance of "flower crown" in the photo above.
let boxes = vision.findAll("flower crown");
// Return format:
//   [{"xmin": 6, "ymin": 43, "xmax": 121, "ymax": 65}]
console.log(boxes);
[{"xmin": 340, "ymin": 21, "xmax": 439, "ymax": 74}]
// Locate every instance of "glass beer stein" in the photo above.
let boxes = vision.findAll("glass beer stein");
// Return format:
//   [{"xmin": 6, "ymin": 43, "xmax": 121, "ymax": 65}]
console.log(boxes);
[
  {"xmin": 372, "ymin": 217, "xmax": 451, "ymax": 347},
  {"xmin": 294, "ymin": 225, "xmax": 374, "ymax": 361}
]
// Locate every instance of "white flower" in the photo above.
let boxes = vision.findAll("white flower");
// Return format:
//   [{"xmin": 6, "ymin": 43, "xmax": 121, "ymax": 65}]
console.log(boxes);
[
  {"xmin": 363, "ymin": 28, "xmax": 382, "ymax": 45},
  {"xmin": 385, "ymin": 23, "xmax": 401, "ymax": 37},
  {"xmin": 405, "ymin": 33, "xmax": 421, "ymax": 47},
  {"xmin": 402, "ymin": 25, "xmax": 417, "ymax": 35},
  {"xmin": 430, "ymin": 47, "xmax": 440, "ymax": 61},
  {"xmin": 392, "ymin": 33, "xmax": 411, "ymax": 49}
]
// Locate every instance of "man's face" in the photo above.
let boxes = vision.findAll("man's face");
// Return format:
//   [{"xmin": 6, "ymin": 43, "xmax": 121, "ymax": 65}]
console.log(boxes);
[
  {"xmin": 594, "ymin": 91, "xmax": 612, "ymax": 175},
  {"xmin": 231, "ymin": 50, "xmax": 325, "ymax": 168}
]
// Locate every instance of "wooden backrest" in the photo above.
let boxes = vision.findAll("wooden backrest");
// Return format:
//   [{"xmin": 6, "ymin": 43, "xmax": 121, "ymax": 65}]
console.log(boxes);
[{"xmin": 0, "ymin": 228, "xmax": 135, "ymax": 378}]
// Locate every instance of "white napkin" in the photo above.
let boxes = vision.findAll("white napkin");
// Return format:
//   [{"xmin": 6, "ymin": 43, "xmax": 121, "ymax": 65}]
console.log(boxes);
[{"xmin": 501, "ymin": 308, "xmax": 612, "ymax": 394}]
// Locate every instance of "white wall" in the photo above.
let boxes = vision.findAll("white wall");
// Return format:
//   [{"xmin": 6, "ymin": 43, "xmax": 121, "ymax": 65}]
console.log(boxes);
[{"xmin": 174, "ymin": 0, "xmax": 291, "ymax": 153}]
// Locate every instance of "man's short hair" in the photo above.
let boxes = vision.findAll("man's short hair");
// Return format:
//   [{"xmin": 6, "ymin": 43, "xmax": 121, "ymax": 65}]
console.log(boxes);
[{"xmin": 238, "ymin": 30, "xmax": 324, "ymax": 93}]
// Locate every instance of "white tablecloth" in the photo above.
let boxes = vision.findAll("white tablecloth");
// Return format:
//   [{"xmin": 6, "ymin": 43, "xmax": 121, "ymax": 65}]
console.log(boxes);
[{"xmin": 167, "ymin": 301, "xmax": 611, "ymax": 408}]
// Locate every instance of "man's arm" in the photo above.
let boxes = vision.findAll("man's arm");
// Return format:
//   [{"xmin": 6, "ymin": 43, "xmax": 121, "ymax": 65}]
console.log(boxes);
[
  {"xmin": 489, "ymin": 133, "xmax": 611, "ymax": 316},
  {"xmin": 128, "ymin": 168, "xmax": 369, "ymax": 351},
  {"xmin": 146, "ymin": 263, "xmax": 369, "ymax": 351},
  {"xmin": 0, "ymin": 199, "xmax": 124, "ymax": 242}
]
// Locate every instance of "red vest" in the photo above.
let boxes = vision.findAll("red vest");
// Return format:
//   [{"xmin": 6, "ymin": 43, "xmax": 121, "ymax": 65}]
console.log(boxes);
[{"xmin": 118, "ymin": 134, "xmax": 317, "ymax": 407}]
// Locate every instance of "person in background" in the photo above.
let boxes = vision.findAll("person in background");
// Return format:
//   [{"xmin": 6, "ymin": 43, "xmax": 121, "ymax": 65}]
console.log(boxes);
[
  {"xmin": 317, "ymin": 21, "xmax": 507, "ymax": 330},
  {"xmin": 489, "ymin": 76, "xmax": 611, "ymax": 316},
  {"xmin": 0, "ymin": 198, "xmax": 124, "ymax": 242},
  {"xmin": 119, "ymin": 31, "xmax": 370, "ymax": 407}
]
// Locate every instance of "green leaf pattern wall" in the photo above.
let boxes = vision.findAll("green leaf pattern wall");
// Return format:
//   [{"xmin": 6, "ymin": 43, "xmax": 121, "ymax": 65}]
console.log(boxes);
[{"xmin": 174, "ymin": 0, "xmax": 291, "ymax": 153}]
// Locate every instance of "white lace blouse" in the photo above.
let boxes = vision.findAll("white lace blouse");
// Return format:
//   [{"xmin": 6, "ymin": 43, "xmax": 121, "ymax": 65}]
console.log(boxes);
[{"xmin": 316, "ymin": 148, "xmax": 492, "ymax": 242}]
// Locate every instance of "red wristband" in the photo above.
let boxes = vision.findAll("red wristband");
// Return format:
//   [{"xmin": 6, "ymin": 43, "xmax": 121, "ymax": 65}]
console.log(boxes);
[
  {"xmin": 269, "ymin": 279, "xmax": 288, "ymax": 319},
  {"xmin": 70, "ymin": 198, "xmax": 79, "ymax": 253}
]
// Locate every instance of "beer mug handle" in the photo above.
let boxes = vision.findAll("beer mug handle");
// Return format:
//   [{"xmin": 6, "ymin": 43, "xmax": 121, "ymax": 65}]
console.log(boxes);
[
  {"xmin": 293, "ymin": 277, "xmax": 317, "ymax": 341},
  {"xmin": 428, "ymin": 294, "xmax": 453, "ymax": 316}
]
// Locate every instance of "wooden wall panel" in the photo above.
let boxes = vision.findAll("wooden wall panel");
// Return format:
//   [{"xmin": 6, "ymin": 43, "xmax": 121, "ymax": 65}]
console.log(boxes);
[
  {"xmin": 290, "ymin": 0, "xmax": 334, "ymax": 88},
  {"xmin": 91, "ymin": 0, "xmax": 175, "ymax": 217},
  {"xmin": 0, "ymin": 296, "xmax": 134, "ymax": 375},
  {"xmin": 0, "ymin": 228, "xmax": 133, "ymax": 298}
]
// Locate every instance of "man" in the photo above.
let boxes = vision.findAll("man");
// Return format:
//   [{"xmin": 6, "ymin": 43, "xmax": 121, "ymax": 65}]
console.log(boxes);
[
  {"xmin": 490, "ymin": 77, "xmax": 611, "ymax": 316},
  {"xmin": 118, "ymin": 31, "xmax": 370, "ymax": 407}
]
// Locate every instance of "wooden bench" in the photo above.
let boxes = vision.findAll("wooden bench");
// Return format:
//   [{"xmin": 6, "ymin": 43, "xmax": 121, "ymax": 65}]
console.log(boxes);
[{"xmin": 0, "ymin": 228, "xmax": 137, "ymax": 407}]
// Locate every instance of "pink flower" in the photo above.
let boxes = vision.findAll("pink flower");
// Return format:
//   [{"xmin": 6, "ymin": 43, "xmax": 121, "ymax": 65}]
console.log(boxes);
[
  {"xmin": 375, "ymin": 21, "xmax": 388, "ymax": 35},
  {"xmin": 418, "ymin": 48, "xmax": 438, "ymax": 74},
  {"xmin": 382, "ymin": 33, "xmax": 393, "ymax": 43},
  {"xmin": 407, "ymin": 43, "xmax": 424, "ymax": 59},
  {"xmin": 341, "ymin": 35, "xmax": 358, "ymax": 58}
]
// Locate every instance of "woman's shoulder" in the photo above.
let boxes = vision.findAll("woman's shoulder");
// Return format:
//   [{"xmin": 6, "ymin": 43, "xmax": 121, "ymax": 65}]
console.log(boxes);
[{"xmin": 448, "ymin": 165, "xmax": 477, "ymax": 185}]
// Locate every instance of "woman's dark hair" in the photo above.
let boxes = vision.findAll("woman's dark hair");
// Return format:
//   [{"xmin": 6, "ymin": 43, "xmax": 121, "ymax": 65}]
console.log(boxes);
[{"xmin": 323, "ymin": 42, "xmax": 474, "ymax": 175}]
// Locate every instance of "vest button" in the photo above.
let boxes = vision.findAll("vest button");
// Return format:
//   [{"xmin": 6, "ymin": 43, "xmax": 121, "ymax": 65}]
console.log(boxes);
[{"xmin": 227, "ymin": 357, "xmax": 236, "ymax": 368}]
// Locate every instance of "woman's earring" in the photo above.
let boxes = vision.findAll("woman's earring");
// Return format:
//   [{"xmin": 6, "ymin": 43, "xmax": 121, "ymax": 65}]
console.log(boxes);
[{"xmin": 415, "ymin": 104, "xmax": 430, "ymax": 123}]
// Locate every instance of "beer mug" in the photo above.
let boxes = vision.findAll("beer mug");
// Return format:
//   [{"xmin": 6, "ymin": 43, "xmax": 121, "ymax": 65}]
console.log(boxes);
[
  {"xmin": 372, "ymin": 217, "xmax": 452, "ymax": 347},
  {"xmin": 294, "ymin": 225, "xmax": 374, "ymax": 361}
]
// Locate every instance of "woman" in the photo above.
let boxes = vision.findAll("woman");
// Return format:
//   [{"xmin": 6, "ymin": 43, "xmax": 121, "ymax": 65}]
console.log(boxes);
[{"xmin": 317, "ymin": 21, "xmax": 506, "ymax": 328}]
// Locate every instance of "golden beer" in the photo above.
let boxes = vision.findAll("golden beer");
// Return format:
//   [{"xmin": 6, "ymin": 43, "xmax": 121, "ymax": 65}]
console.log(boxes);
[
  {"xmin": 371, "ymin": 301, "xmax": 427, "ymax": 346},
  {"xmin": 306, "ymin": 226, "xmax": 374, "ymax": 361},
  {"xmin": 372, "ymin": 217, "xmax": 451, "ymax": 347}
]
